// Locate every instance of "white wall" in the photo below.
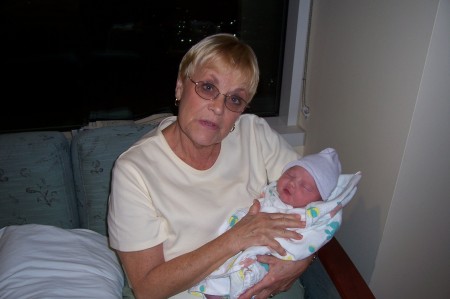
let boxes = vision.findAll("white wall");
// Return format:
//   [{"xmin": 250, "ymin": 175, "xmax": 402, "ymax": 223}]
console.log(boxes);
[{"xmin": 299, "ymin": 0, "xmax": 450, "ymax": 298}]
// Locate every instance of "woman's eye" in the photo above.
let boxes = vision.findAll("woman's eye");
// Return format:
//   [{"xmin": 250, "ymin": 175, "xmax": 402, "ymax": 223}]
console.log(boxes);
[
  {"xmin": 229, "ymin": 95, "xmax": 243, "ymax": 106},
  {"xmin": 201, "ymin": 83, "xmax": 216, "ymax": 94}
]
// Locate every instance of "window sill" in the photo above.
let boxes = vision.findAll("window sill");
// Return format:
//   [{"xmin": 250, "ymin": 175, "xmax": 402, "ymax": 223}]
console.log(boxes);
[{"xmin": 264, "ymin": 116, "xmax": 305, "ymax": 148}]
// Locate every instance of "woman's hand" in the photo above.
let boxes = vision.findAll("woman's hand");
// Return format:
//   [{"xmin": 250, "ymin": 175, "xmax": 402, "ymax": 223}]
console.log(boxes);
[
  {"xmin": 238, "ymin": 255, "xmax": 314, "ymax": 299},
  {"xmin": 226, "ymin": 200, "xmax": 305, "ymax": 256}
]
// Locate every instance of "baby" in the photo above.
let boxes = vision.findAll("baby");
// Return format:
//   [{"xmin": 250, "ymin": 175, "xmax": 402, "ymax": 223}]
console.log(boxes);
[{"xmin": 190, "ymin": 148, "xmax": 362, "ymax": 299}]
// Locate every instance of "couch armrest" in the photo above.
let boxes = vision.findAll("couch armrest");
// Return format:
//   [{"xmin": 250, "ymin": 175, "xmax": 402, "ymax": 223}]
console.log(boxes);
[{"xmin": 317, "ymin": 237, "xmax": 375, "ymax": 299}]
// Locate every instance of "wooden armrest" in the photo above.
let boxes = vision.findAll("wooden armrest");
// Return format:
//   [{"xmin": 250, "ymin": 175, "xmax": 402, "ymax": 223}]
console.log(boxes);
[{"xmin": 317, "ymin": 237, "xmax": 375, "ymax": 299}]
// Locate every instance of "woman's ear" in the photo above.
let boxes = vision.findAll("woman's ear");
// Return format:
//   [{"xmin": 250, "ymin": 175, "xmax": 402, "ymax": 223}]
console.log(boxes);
[{"xmin": 175, "ymin": 77, "xmax": 184, "ymax": 100}]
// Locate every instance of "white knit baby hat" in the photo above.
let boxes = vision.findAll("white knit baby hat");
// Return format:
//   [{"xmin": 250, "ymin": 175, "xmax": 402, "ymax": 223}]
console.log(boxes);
[{"xmin": 282, "ymin": 148, "xmax": 342, "ymax": 200}]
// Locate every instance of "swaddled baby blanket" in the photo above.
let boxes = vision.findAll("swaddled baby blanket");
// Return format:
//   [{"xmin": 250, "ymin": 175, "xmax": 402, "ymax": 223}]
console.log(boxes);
[{"xmin": 189, "ymin": 171, "xmax": 362, "ymax": 299}]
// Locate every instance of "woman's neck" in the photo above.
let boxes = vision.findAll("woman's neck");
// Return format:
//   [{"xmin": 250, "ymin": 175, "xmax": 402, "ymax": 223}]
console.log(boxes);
[{"xmin": 162, "ymin": 123, "xmax": 221, "ymax": 170}]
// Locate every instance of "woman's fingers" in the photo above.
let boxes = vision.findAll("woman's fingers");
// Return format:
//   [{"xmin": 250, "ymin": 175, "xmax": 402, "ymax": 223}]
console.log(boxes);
[
  {"xmin": 247, "ymin": 199, "xmax": 261, "ymax": 215},
  {"xmin": 230, "ymin": 209, "xmax": 304, "ymax": 253}
]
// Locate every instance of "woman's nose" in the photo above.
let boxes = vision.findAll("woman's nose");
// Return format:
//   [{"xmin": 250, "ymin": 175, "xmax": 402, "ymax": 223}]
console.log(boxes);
[{"xmin": 209, "ymin": 96, "xmax": 226, "ymax": 114}]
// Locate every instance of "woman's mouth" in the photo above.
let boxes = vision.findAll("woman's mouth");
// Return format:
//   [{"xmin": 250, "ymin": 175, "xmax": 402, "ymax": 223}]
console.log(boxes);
[{"xmin": 199, "ymin": 119, "xmax": 219, "ymax": 129}]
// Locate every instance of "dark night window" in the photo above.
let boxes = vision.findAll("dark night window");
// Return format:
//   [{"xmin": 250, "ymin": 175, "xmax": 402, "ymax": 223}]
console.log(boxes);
[{"xmin": 0, "ymin": 0, "xmax": 291, "ymax": 133}]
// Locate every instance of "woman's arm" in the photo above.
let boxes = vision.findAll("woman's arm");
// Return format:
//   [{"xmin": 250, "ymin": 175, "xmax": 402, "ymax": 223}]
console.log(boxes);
[
  {"xmin": 118, "ymin": 201, "xmax": 304, "ymax": 299},
  {"xmin": 117, "ymin": 234, "xmax": 235, "ymax": 299}
]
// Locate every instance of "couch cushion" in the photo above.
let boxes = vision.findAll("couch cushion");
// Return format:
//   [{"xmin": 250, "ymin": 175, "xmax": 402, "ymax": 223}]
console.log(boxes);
[
  {"xmin": 71, "ymin": 123, "xmax": 158, "ymax": 235},
  {"xmin": 0, "ymin": 131, "xmax": 78, "ymax": 229}
]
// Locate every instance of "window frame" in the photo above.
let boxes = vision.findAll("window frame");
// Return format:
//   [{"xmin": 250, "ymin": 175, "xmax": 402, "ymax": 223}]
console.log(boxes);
[{"xmin": 264, "ymin": 0, "xmax": 309, "ymax": 148}]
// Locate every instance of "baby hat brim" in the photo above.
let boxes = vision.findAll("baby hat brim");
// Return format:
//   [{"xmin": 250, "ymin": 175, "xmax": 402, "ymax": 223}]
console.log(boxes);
[{"xmin": 282, "ymin": 148, "xmax": 342, "ymax": 200}]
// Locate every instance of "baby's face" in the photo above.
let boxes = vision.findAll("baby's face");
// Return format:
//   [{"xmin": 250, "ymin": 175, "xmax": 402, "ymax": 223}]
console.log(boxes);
[{"xmin": 276, "ymin": 166, "xmax": 321, "ymax": 208}]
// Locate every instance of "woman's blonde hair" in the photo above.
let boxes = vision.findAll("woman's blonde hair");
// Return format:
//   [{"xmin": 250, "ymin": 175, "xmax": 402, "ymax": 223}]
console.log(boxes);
[{"xmin": 178, "ymin": 33, "xmax": 260, "ymax": 100}]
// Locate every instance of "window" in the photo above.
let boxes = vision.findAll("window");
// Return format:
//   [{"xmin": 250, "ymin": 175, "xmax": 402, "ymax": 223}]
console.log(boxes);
[{"xmin": 1, "ymin": 0, "xmax": 308, "ymax": 139}]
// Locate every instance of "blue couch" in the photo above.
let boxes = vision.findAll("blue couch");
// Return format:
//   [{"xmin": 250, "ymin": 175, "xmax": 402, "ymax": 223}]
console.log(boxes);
[{"xmin": 0, "ymin": 116, "xmax": 374, "ymax": 299}]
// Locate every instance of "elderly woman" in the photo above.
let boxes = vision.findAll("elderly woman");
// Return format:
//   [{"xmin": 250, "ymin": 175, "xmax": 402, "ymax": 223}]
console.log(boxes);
[{"xmin": 107, "ymin": 33, "xmax": 314, "ymax": 299}]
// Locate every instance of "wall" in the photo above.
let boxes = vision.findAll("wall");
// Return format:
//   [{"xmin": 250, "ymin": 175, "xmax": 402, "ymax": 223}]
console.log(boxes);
[{"xmin": 299, "ymin": 0, "xmax": 450, "ymax": 298}]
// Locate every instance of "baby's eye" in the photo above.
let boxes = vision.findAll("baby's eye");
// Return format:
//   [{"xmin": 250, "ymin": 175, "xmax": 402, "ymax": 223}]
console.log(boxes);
[{"xmin": 301, "ymin": 184, "xmax": 313, "ymax": 192}]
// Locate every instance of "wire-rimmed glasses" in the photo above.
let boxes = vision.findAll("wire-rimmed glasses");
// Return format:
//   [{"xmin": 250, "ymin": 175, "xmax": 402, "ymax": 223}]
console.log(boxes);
[{"xmin": 188, "ymin": 76, "xmax": 249, "ymax": 113}]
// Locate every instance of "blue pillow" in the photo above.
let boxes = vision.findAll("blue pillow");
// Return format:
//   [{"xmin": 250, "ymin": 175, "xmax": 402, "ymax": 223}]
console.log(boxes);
[
  {"xmin": 0, "ymin": 131, "xmax": 78, "ymax": 229},
  {"xmin": 71, "ymin": 123, "xmax": 158, "ymax": 235}
]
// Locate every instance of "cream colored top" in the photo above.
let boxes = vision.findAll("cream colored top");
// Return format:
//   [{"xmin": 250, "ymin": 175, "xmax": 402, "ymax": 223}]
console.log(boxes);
[{"xmin": 107, "ymin": 114, "xmax": 298, "ymax": 298}]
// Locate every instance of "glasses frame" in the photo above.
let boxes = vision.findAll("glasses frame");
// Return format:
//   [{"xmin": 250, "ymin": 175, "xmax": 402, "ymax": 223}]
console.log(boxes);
[{"xmin": 188, "ymin": 76, "xmax": 249, "ymax": 113}]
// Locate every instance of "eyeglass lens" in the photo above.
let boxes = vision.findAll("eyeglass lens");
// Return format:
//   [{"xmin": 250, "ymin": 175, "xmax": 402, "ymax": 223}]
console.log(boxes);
[{"xmin": 194, "ymin": 81, "xmax": 248, "ymax": 113}]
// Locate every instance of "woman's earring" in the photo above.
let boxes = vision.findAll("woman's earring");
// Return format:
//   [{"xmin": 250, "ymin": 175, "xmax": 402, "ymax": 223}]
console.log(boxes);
[
  {"xmin": 230, "ymin": 124, "xmax": 235, "ymax": 132},
  {"xmin": 174, "ymin": 98, "xmax": 180, "ymax": 107}
]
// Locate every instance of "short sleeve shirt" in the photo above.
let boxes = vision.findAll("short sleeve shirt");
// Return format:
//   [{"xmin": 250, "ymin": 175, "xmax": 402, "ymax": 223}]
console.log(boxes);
[{"xmin": 107, "ymin": 114, "xmax": 298, "ymax": 297}]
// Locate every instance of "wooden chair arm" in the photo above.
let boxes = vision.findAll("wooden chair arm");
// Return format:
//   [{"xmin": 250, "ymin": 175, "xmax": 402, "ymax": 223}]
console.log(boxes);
[{"xmin": 317, "ymin": 237, "xmax": 375, "ymax": 299}]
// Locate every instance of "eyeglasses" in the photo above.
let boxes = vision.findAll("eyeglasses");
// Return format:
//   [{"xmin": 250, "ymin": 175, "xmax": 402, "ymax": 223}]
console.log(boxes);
[{"xmin": 188, "ymin": 76, "xmax": 249, "ymax": 113}]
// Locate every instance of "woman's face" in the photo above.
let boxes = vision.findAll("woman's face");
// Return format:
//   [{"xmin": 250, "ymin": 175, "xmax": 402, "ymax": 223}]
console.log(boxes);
[
  {"xmin": 175, "ymin": 63, "xmax": 250, "ymax": 147},
  {"xmin": 276, "ymin": 166, "xmax": 321, "ymax": 208}
]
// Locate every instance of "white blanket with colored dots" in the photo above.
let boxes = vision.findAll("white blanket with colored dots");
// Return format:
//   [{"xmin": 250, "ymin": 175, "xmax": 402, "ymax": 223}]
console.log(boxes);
[{"xmin": 190, "ymin": 172, "xmax": 362, "ymax": 299}]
